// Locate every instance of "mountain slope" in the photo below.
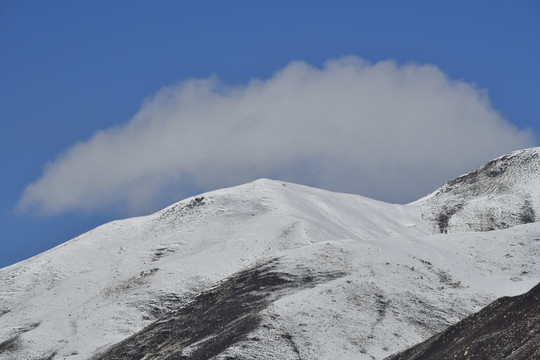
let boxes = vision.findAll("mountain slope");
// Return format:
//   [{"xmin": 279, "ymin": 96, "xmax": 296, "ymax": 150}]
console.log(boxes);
[
  {"xmin": 0, "ymin": 180, "xmax": 434, "ymax": 359},
  {"xmin": 91, "ymin": 257, "xmax": 346, "ymax": 360},
  {"xmin": 1, "ymin": 148, "xmax": 539, "ymax": 359},
  {"xmin": 387, "ymin": 282, "xmax": 540, "ymax": 360},
  {"xmin": 415, "ymin": 147, "xmax": 540, "ymax": 233},
  {"xmin": 90, "ymin": 229, "xmax": 540, "ymax": 360}
]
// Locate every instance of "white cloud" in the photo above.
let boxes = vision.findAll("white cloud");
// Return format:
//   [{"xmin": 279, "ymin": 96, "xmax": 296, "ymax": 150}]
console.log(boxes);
[{"xmin": 17, "ymin": 56, "xmax": 536, "ymax": 215}]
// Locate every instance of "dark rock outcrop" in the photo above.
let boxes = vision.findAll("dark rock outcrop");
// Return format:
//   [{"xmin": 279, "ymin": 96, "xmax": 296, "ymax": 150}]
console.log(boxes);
[
  {"xmin": 0, "ymin": 321, "xmax": 40, "ymax": 356},
  {"xmin": 91, "ymin": 258, "xmax": 344, "ymax": 360},
  {"xmin": 387, "ymin": 282, "xmax": 540, "ymax": 360}
]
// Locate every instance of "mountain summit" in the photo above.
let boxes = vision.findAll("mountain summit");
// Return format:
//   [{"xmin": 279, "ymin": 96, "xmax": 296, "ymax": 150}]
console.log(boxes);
[
  {"xmin": 416, "ymin": 147, "xmax": 540, "ymax": 233},
  {"xmin": 1, "ymin": 148, "xmax": 539, "ymax": 359}
]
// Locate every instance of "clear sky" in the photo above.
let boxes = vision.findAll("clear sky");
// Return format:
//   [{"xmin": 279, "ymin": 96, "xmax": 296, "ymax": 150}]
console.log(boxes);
[{"xmin": 1, "ymin": 0, "xmax": 539, "ymax": 268}]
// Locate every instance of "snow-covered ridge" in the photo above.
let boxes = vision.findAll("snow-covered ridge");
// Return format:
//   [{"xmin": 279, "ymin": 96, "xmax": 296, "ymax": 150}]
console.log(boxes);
[
  {"xmin": 0, "ymin": 179, "xmax": 432, "ymax": 359},
  {"xmin": 1, "ymin": 149, "xmax": 539, "ymax": 359},
  {"xmin": 415, "ymin": 147, "xmax": 540, "ymax": 233}
]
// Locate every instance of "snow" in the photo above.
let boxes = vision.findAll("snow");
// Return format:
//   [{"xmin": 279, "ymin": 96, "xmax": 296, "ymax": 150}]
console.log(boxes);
[
  {"xmin": 415, "ymin": 147, "xmax": 540, "ymax": 233},
  {"xmin": 1, "ymin": 148, "xmax": 539, "ymax": 360}
]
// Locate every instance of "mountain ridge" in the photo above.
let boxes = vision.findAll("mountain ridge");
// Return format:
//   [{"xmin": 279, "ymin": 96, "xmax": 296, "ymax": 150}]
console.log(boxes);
[
  {"xmin": 415, "ymin": 147, "xmax": 540, "ymax": 233},
  {"xmin": 1, "ymin": 147, "xmax": 539, "ymax": 359}
]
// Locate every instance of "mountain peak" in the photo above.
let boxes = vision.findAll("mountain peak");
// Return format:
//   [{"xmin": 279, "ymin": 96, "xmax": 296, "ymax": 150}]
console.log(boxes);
[
  {"xmin": 416, "ymin": 147, "xmax": 540, "ymax": 233},
  {"xmin": 2, "ymin": 150, "xmax": 539, "ymax": 359}
]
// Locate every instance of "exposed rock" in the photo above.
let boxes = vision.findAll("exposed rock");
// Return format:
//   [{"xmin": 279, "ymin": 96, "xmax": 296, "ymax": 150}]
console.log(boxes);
[
  {"xmin": 386, "ymin": 282, "xmax": 540, "ymax": 360},
  {"xmin": 0, "ymin": 322, "xmax": 40, "ymax": 356},
  {"xmin": 92, "ymin": 258, "xmax": 345, "ymax": 360}
]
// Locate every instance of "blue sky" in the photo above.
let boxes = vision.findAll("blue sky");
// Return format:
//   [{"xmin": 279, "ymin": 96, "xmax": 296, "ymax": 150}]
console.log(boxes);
[{"xmin": 1, "ymin": 1, "xmax": 539, "ymax": 268}]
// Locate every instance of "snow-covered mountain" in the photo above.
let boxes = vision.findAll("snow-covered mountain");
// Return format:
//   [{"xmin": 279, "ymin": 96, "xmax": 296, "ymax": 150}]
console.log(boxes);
[
  {"xmin": 415, "ymin": 147, "xmax": 540, "ymax": 233},
  {"xmin": 1, "ymin": 148, "xmax": 539, "ymax": 360}
]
